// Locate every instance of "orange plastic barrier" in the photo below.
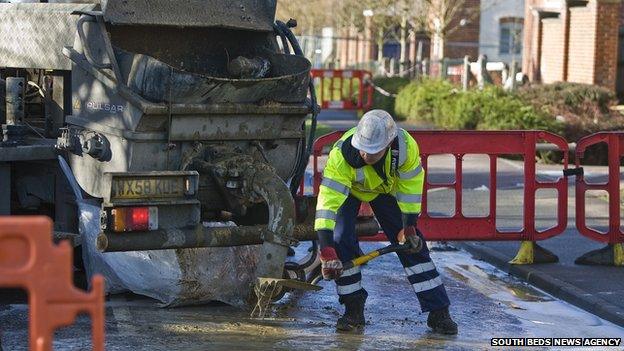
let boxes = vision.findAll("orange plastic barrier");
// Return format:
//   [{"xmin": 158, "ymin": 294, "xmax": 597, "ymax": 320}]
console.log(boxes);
[
  {"xmin": 0, "ymin": 217, "xmax": 104, "ymax": 351},
  {"xmin": 311, "ymin": 130, "xmax": 570, "ymax": 242},
  {"xmin": 575, "ymin": 132, "xmax": 624, "ymax": 244},
  {"xmin": 310, "ymin": 69, "xmax": 373, "ymax": 111}
]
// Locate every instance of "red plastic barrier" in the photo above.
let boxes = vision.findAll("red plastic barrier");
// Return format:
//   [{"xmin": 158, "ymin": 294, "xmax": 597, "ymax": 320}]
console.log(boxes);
[
  {"xmin": 0, "ymin": 217, "xmax": 105, "ymax": 351},
  {"xmin": 575, "ymin": 132, "xmax": 624, "ymax": 244},
  {"xmin": 311, "ymin": 130, "xmax": 569, "ymax": 242},
  {"xmin": 310, "ymin": 69, "xmax": 373, "ymax": 111}
]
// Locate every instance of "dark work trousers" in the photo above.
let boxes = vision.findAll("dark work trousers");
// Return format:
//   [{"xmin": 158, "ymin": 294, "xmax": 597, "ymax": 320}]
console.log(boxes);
[{"xmin": 333, "ymin": 194, "xmax": 450, "ymax": 312}]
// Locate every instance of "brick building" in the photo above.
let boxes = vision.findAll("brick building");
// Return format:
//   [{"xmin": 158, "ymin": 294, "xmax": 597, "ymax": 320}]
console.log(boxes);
[
  {"xmin": 407, "ymin": 0, "xmax": 481, "ymax": 61},
  {"xmin": 522, "ymin": 0, "xmax": 623, "ymax": 92},
  {"xmin": 439, "ymin": 0, "xmax": 481, "ymax": 60}
]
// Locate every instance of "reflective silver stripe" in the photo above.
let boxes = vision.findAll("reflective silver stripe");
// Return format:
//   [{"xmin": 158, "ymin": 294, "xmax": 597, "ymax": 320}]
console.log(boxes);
[
  {"xmin": 396, "ymin": 192, "xmax": 422, "ymax": 203},
  {"xmin": 337, "ymin": 281, "xmax": 362, "ymax": 295},
  {"xmin": 398, "ymin": 164, "xmax": 423, "ymax": 179},
  {"xmin": 355, "ymin": 168, "xmax": 365, "ymax": 183},
  {"xmin": 398, "ymin": 129, "xmax": 407, "ymax": 166},
  {"xmin": 335, "ymin": 140, "xmax": 344, "ymax": 148},
  {"xmin": 321, "ymin": 178, "xmax": 349, "ymax": 196},
  {"xmin": 316, "ymin": 209, "xmax": 337, "ymax": 221},
  {"xmin": 411, "ymin": 276, "xmax": 443, "ymax": 293},
  {"xmin": 404, "ymin": 262, "xmax": 436, "ymax": 276},
  {"xmin": 341, "ymin": 266, "xmax": 361, "ymax": 278}
]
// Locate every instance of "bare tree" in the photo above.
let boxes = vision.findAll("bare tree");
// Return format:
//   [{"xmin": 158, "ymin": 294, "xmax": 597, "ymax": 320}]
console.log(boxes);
[
  {"xmin": 278, "ymin": 0, "xmax": 401, "ymax": 68},
  {"xmin": 276, "ymin": 0, "xmax": 338, "ymax": 33},
  {"xmin": 277, "ymin": 0, "xmax": 486, "ymax": 69},
  {"xmin": 348, "ymin": 0, "xmax": 403, "ymax": 63},
  {"xmin": 411, "ymin": 0, "xmax": 482, "ymax": 60}
]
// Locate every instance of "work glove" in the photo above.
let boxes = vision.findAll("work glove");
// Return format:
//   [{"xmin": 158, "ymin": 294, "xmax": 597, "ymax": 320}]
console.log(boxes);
[
  {"xmin": 397, "ymin": 225, "xmax": 423, "ymax": 254},
  {"xmin": 320, "ymin": 246, "xmax": 343, "ymax": 280}
]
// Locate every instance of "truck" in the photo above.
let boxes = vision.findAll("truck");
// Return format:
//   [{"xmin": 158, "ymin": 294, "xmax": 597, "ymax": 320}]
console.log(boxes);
[{"xmin": 0, "ymin": 0, "xmax": 372, "ymax": 307}]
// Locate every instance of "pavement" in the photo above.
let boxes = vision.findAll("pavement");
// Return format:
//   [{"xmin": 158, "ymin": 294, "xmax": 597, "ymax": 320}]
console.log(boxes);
[{"xmin": 460, "ymin": 231, "xmax": 624, "ymax": 328}]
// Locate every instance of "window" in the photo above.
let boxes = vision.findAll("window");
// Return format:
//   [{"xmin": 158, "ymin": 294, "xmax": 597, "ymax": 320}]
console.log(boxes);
[{"xmin": 499, "ymin": 18, "xmax": 523, "ymax": 55}]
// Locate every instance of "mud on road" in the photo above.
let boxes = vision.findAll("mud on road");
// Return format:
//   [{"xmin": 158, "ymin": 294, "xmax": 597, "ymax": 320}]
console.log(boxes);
[{"xmin": 3, "ymin": 243, "xmax": 623, "ymax": 350}]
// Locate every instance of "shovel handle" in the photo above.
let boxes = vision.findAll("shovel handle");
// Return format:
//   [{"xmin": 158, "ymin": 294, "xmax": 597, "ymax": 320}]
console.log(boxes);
[{"xmin": 342, "ymin": 244, "xmax": 411, "ymax": 271}]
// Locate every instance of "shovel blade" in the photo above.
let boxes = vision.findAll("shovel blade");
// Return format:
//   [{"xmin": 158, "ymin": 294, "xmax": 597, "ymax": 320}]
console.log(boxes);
[
  {"xmin": 256, "ymin": 277, "xmax": 323, "ymax": 292},
  {"xmin": 251, "ymin": 277, "xmax": 322, "ymax": 319}
]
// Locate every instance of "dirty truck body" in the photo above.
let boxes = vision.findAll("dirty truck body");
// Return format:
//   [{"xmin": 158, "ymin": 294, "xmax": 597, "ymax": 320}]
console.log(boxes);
[{"xmin": 0, "ymin": 1, "xmax": 325, "ymax": 300}]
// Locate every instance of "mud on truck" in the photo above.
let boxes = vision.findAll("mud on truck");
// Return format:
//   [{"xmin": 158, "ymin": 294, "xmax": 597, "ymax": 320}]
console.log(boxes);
[{"xmin": 0, "ymin": 0, "xmax": 379, "ymax": 309}]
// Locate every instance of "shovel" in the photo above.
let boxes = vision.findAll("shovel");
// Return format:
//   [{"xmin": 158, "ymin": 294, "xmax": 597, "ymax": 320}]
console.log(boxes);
[{"xmin": 251, "ymin": 243, "xmax": 412, "ymax": 318}]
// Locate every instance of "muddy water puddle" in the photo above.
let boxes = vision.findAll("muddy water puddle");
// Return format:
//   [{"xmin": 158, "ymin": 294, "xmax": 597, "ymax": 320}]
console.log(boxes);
[{"xmin": 445, "ymin": 263, "xmax": 553, "ymax": 303}]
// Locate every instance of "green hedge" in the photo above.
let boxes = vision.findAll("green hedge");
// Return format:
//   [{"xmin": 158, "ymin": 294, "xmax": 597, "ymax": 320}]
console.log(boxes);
[
  {"xmin": 393, "ymin": 79, "xmax": 624, "ymax": 164},
  {"xmin": 370, "ymin": 77, "xmax": 411, "ymax": 118},
  {"xmin": 395, "ymin": 79, "xmax": 454, "ymax": 123},
  {"xmin": 515, "ymin": 82, "xmax": 624, "ymax": 143},
  {"xmin": 394, "ymin": 79, "xmax": 561, "ymax": 132},
  {"xmin": 516, "ymin": 82, "xmax": 617, "ymax": 116}
]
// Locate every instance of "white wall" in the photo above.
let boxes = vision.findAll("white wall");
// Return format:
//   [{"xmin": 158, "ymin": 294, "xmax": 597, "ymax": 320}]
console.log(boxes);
[{"xmin": 479, "ymin": 0, "xmax": 525, "ymax": 65}]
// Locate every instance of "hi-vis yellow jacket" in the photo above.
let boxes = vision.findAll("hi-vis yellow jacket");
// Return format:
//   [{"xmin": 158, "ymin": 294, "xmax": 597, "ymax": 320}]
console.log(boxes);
[{"xmin": 314, "ymin": 127, "xmax": 424, "ymax": 231}]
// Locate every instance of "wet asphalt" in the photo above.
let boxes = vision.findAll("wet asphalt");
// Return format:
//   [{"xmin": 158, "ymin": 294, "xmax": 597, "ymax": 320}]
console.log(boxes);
[{"xmin": 2, "ymin": 243, "xmax": 623, "ymax": 350}]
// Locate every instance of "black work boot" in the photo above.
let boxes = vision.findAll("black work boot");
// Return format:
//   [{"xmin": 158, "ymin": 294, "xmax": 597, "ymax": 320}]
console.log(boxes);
[
  {"xmin": 427, "ymin": 307, "xmax": 458, "ymax": 335},
  {"xmin": 336, "ymin": 294, "xmax": 366, "ymax": 333}
]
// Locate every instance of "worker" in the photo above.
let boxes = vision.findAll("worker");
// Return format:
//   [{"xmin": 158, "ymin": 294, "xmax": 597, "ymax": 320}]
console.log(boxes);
[{"xmin": 314, "ymin": 109, "xmax": 457, "ymax": 334}]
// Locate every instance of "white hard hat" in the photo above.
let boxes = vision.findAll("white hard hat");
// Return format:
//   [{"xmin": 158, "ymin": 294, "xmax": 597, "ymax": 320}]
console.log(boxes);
[{"xmin": 351, "ymin": 109, "xmax": 398, "ymax": 154}]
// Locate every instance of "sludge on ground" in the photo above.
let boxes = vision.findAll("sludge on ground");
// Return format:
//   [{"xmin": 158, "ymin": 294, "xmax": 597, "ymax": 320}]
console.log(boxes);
[{"xmin": 1, "ymin": 242, "xmax": 623, "ymax": 351}]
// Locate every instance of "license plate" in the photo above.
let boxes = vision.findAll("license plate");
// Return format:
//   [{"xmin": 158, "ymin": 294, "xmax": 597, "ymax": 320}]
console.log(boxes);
[{"xmin": 111, "ymin": 177, "xmax": 184, "ymax": 200}]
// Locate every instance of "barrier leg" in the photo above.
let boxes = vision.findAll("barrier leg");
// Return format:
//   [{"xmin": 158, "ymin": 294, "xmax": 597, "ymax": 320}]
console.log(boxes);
[
  {"xmin": 575, "ymin": 243, "xmax": 624, "ymax": 266},
  {"xmin": 509, "ymin": 241, "xmax": 559, "ymax": 264},
  {"xmin": 617, "ymin": 243, "xmax": 624, "ymax": 266}
]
